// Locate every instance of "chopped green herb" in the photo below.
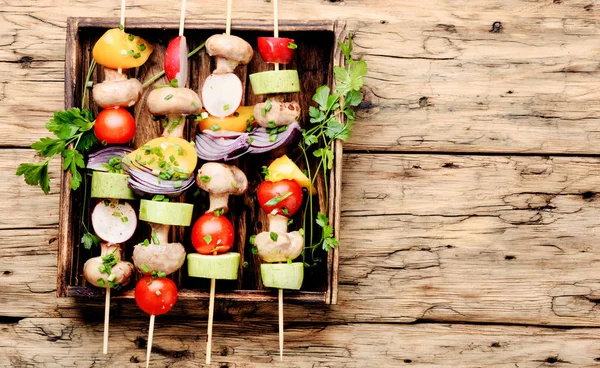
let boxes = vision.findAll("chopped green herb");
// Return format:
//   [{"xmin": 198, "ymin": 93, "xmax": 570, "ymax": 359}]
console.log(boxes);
[
  {"xmin": 247, "ymin": 137, "xmax": 254, "ymax": 143},
  {"xmin": 135, "ymin": 153, "xmax": 141, "ymax": 162},
  {"xmin": 199, "ymin": 175, "xmax": 211, "ymax": 183},
  {"xmin": 287, "ymin": 218, "xmax": 294, "ymax": 226},
  {"xmin": 133, "ymin": 52, "xmax": 141, "ymax": 59},
  {"xmin": 249, "ymin": 235, "xmax": 256, "ymax": 245},
  {"xmin": 128, "ymin": 34, "xmax": 135, "ymax": 41},
  {"xmin": 269, "ymin": 134, "xmax": 278, "ymax": 142},
  {"xmin": 104, "ymin": 199, "xmax": 110, "ymax": 206},
  {"xmin": 141, "ymin": 264, "xmax": 150, "ymax": 273},
  {"xmin": 213, "ymin": 208, "xmax": 225, "ymax": 216},
  {"xmin": 138, "ymin": 44, "xmax": 147, "ymax": 51},
  {"xmin": 270, "ymin": 232, "xmax": 278, "ymax": 241},
  {"xmin": 231, "ymin": 181, "xmax": 239, "ymax": 189},
  {"xmin": 177, "ymin": 147, "xmax": 185, "ymax": 156},
  {"xmin": 170, "ymin": 78, "xmax": 179, "ymax": 88},
  {"xmin": 155, "ymin": 290, "xmax": 162, "ymax": 296},
  {"xmin": 277, "ymin": 125, "xmax": 288, "ymax": 133},
  {"xmin": 152, "ymin": 169, "xmax": 161, "ymax": 176},
  {"xmin": 107, "ymin": 274, "xmax": 117, "ymax": 282},
  {"xmin": 265, "ymin": 192, "xmax": 292, "ymax": 206},
  {"xmin": 288, "ymin": 42, "xmax": 298, "ymax": 49},
  {"xmin": 142, "ymin": 239, "xmax": 150, "ymax": 247},
  {"xmin": 287, "ymin": 258, "xmax": 293, "ymax": 264},
  {"xmin": 151, "ymin": 230, "xmax": 160, "ymax": 244},
  {"xmin": 210, "ymin": 124, "xmax": 221, "ymax": 132},
  {"xmin": 261, "ymin": 99, "xmax": 272, "ymax": 117},
  {"xmin": 118, "ymin": 24, "xmax": 124, "ymax": 30},
  {"xmin": 251, "ymin": 245, "xmax": 258, "ymax": 255},
  {"xmin": 164, "ymin": 94, "xmax": 174, "ymax": 100},
  {"xmin": 173, "ymin": 180, "xmax": 182, "ymax": 189},
  {"xmin": 268, "ymin": 121, "xmax": 277, "ymax": 129},
  {"xmin": 157, "ymin": 271, "xmax": 166, "ymax": 278},
  {"xmin": 204, "ymin": 234, "xmax": 212, "ymax": 244},
  {"xmin": 121, "ymin": 216, "xmax": 129, "ymax": 223},
  {"xmin": 127, "ymin": 50, "xmax": 135, "ymax": 55},
  {"xmin": 147, "ymin": 157, "xmax": 156, "ymax": 165},
  {"xmin": 113, "ymin": 212, "xmax": 121, "ymax": 217},
  {"xmin": 97, "ymin": 278, "xmax": 106, "ymax": 287},
  {"xmin": 191, "ymin": 101, "xmax": 198, "ymax": 108},
  {"xmin": 282, "ymin": 207, "xmax": 290, "ymax": 216},
  {"xmin": 223, "ymin": 104, "xmax": 230, "ymax": 111},
  {"xmin": 242, "ymin": 261, "xmax": 249, "ymax": 268}
]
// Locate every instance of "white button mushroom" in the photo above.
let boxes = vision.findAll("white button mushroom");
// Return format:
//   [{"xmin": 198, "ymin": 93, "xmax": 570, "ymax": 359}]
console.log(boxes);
[
  {"xmin": 206, "ymin": 34, "xmax": 253, "ymax": 74},
  {"xmin": 196, "ymin": 162, "xmax": 248, "ymax": 213}
]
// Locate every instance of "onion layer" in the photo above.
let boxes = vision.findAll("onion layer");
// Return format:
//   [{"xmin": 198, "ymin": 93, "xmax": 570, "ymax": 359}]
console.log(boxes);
[
  {"xmin": 195, "ymin": 122, "xmax": 301, "ymax": 161},
  {"xmin": 86, "ymin": 146, "xmax": 133, "ymax": 171}
]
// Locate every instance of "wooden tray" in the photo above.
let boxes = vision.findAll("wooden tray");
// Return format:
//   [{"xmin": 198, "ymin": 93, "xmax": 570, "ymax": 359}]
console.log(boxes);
[{"xmin": 58, "ymin": 17, "xmax": 344, "ymax": 304}]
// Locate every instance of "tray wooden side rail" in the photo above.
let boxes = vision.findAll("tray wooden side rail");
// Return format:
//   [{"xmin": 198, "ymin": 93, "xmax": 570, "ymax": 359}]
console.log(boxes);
[{"xmin": 58, "ymin": 17, "xmax": 345, "ymax": 304}]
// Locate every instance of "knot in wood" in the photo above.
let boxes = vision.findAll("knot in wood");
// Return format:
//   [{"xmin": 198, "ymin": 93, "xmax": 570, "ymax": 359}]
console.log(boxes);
[{"xmin": 490, "ymin": 21, "xmax": 503, "ymax": 33}]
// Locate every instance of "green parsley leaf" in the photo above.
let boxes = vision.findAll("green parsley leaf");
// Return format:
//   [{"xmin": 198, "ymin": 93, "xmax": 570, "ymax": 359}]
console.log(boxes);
[
  {"xmin": 81, "ymin": 232, "xmax": 101, "ymax": 250},
  {"xmin": 16, "ymin": 161, "xmax": 51, "ymax": 194},
  {"xmin": 313, "ymin": 85, "xmax": 330, "ymax": 111}
]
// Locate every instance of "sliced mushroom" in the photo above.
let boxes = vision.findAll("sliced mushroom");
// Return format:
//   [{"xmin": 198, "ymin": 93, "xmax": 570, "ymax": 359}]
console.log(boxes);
[
  {"xmin": 206, "ymin": 34, "xmax": 253, "ymax": 74},
  {"xmin": 92, "ymin": 68, "xmax": 143, "ymax": 108},
  {"xmin": 83, "ymin": 243, "xmax": 134, "ymax": 288},
  {"xmin": 254, "ymin": 100, "xmax": 301, "ymax": 128},
  {"xmin": 196, "ymin": 162, "xmax": 248, "ymax": 213}
]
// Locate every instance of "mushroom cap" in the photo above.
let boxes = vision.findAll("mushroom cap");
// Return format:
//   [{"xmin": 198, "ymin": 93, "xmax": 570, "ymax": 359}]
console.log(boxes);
[
  {"xmin": 147, "ymin": 87, "xmax": 202, "ymax": 116},
  {"xmin": 196, "ymin": 162, "xmax": 248, "ymax": 196},
  {"xmin": 206, "ymin": 34, "xmax": 253, "ymax": 65}
]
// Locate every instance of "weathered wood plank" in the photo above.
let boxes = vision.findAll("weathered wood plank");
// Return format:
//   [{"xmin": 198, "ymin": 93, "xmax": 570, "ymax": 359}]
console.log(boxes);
[
  {"xmin": 6, "ymin": 153, "xmax": 600, "ymax": 326},
  {"xmin": 2, "ymin": 318, "xmax": 600, "ymax": 367},
  {"xmin": 2, "ymin": 1, "xmax": 600, "ymax": 153}
]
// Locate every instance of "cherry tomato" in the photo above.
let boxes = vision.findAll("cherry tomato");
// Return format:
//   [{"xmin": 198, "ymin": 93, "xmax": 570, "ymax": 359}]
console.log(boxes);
[
  {"xmin": 257, "ymin": 37, "xmax": 296, "ymax": 64},
  {"xmin": 94, "ymin": 107, "xmax": 136, "ymax": 144},
  {"xmin": 257, "ymin": 179, "xmax": 303, "ymax": 217},
  {"xmin": 191, "ymin": 213, "xmax": 235, "ymax": 255},
  {"xmin": 134, "ymin": 276, "xmax": 178, "ymax": 316}
]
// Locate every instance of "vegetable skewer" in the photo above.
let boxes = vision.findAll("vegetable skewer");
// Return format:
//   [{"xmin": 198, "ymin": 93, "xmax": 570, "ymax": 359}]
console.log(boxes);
[{"xmin": 187, "ymin": 163, "xmax": 248, "ymax": 364}]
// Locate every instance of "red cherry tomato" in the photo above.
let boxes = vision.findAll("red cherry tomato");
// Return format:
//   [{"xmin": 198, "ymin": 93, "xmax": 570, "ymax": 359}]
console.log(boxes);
[
  {"xmin": 257, "ymin": 179, "xmax": 303, "ymax": 217},
  {"xmin": 191, "ymin": 213, "xmax": 235, "ymax": 255},
  {"xmin": 94, "ymin": 107, "xmax": 136, "ymax": 144},
  {"xmin": 134, "ymin": 276, "xmax": 178, "ymax": 316},
  {"xmin": 257, "ymin": 37, "xmax": 296, "ymax": 64}
]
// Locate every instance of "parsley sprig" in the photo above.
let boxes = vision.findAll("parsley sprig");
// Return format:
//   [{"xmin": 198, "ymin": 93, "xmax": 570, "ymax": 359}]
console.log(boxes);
[{"xmin": 300, "ymin": 37, "xmax": 367, "ymax": 266}]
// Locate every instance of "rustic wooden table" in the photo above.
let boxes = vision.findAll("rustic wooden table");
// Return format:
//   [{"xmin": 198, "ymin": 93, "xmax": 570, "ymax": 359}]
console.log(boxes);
[{"xmin": 3, "ymin": 0, "xmax": 600, "ymax": 367}]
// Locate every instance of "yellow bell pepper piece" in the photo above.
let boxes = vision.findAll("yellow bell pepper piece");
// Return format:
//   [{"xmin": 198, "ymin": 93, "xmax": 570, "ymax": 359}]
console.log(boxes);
[
  {"xmin": 199, "ymin": 106, "xmax": 255, "ymax": 133},
  {"xmin": 125, "ymin": 137, "xmax": 197, "ymax": 175},
  {"xmin": 267, "ymin": 155, "xmax": 316, "ymax": 194},
  {"xmin": 92, "ymin": 29, "xmax": 153, "ymax": 70}
]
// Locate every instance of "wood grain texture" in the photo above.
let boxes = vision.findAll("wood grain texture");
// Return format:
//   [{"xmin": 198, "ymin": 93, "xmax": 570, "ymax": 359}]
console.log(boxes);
[
  {"xmin": 6, "ymin": 153, "xmax": 600, "ymax": 328},
  {"xmin": 2, "ymin": 1, "xmax": 600, "ymax": 153},
  {"xmin": 3, "ymin": 318, "xmax": 600, "ymax": 368},
  {"xmin": 4, "ymin": 0, "xmax": 600, "ymax": 366}
]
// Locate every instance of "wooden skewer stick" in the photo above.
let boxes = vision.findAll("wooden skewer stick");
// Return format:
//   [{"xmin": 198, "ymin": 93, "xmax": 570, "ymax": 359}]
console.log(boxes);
[
  {"xmin": 226, "ymin": 0, "xmax": 233, "ymax": 35},
  {"xmin": 103, "ymin": 288, "xmax": 111, "ymax": 354},
  {"xmin": 179, "ymin": 0, "xmax": 187, "ymax": 37},
  {"xmin": 145, "ymin": 315, "xmax": 155, "ymax": 368},
  {"xmin": 273, "ymin": 0, "xmax": 279, "ymax": 71},
  {"xmin": 120, "ymin": 0, "xmax": 126, "ymax": 30},
  {"xmin": 117, "ymin": 0, "xmax": 126, "ymax": 75},
  {"xmin": 278, "ymin": 288, "xmax": 284, "ymax": 361},
  {"xmin": 206, "ymin": 278, "xmax": 216, "ymax": 364}
]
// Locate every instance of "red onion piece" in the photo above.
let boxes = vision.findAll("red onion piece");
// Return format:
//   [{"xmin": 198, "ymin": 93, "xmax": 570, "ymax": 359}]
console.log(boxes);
[
  {"xmin": 86, "ymin": 146, "xmax": 134, "ymax": 171},
  {"xmin": 121, "ymin": 160, "xmax": 195, "ymax": 197}
]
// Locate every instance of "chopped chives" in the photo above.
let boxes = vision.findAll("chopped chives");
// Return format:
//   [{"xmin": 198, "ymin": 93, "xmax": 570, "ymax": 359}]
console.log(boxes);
[
  {"xmin": 141, "ymin": 264, "xmax": 150, "ymax": 273},
  {"xmin": 121, "ymin": 216, "xmax": 128, "ymax": 223},
  {"xmin": 157, "ymin": 271, "xmax": 166, "ymax": 278}
]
